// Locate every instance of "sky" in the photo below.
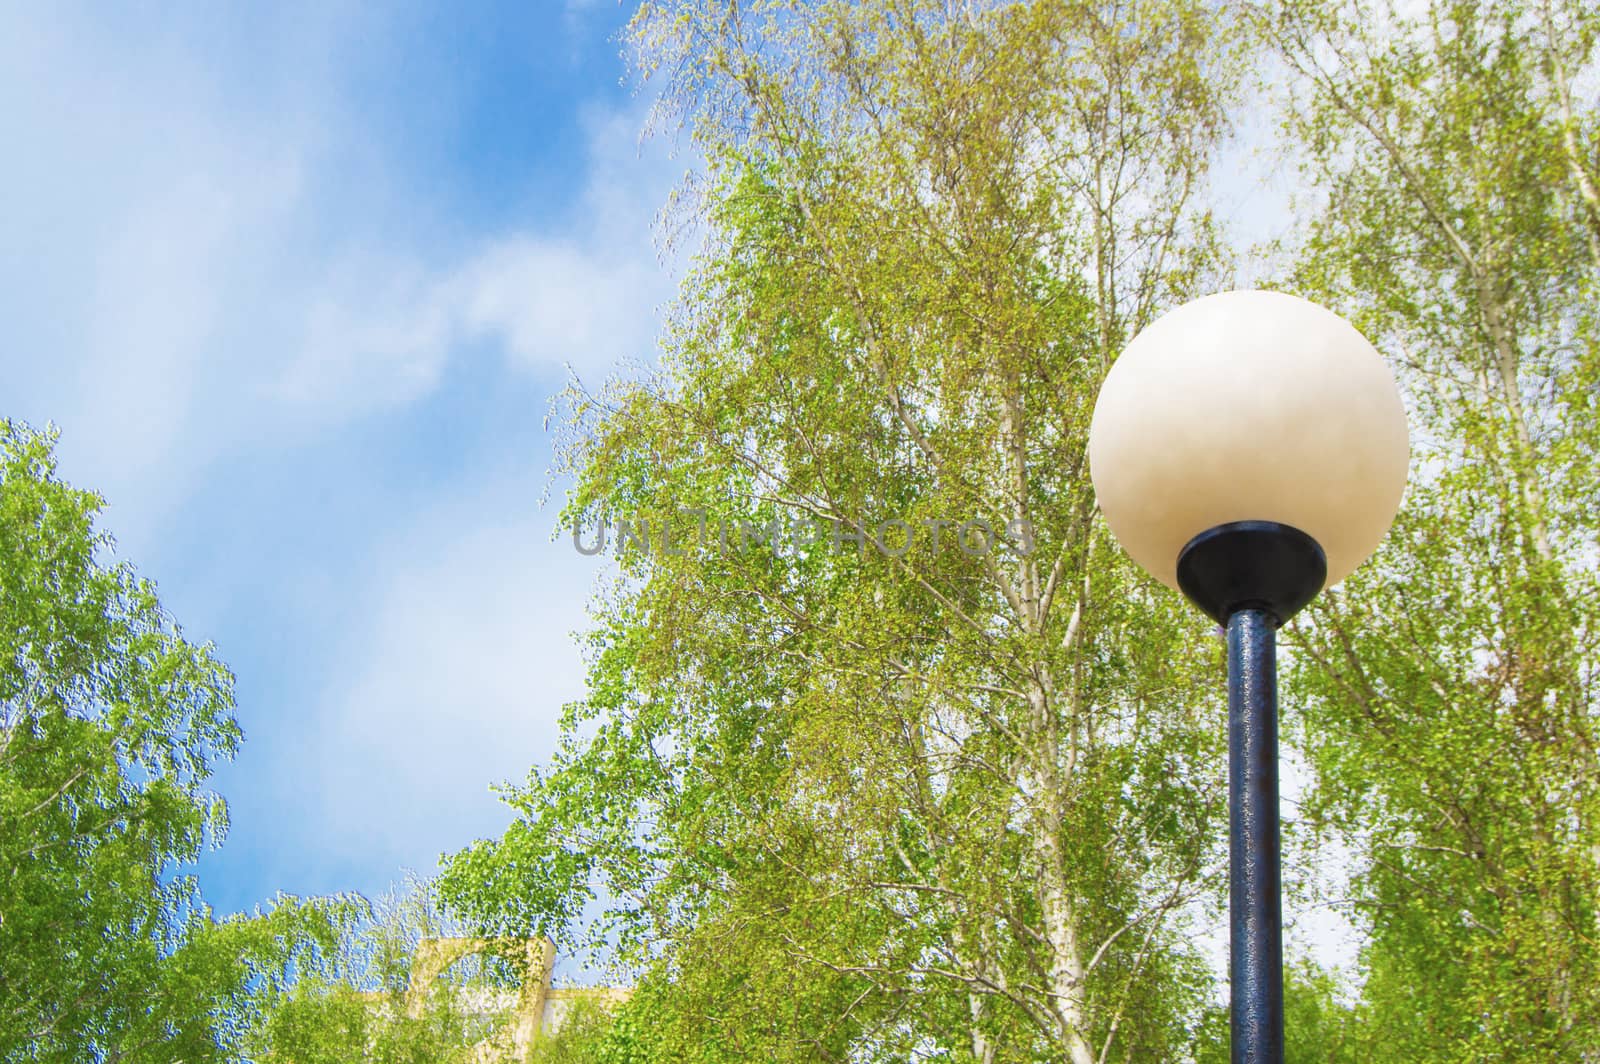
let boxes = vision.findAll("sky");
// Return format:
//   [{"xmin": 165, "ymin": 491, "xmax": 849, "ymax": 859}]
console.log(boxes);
[
  {"xmin": 1, "ymin": 0, "xmax": 683, "ymax": 921},
  {"xmin": 0, "ymin": 0, "xmax": 1360, "ymax": 985}
]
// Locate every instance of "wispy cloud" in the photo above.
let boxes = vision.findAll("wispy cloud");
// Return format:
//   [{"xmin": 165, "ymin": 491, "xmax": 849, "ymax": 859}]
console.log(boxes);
[
  {"xmin": 1, "ymin": 3, "xmax": 680, "ymax": 909},
  {"xmin": 1, "ymin": 6, "xmax": 314, "ymax": 537},
  {"xmin": 275, "ymin": 104, "xmax": 679, "ymax": 416},
  {"xmin": 2, "ymin": 4, "xmax": 679, "ymax": 543},
  {"xmin": 302, "ymin": 490, "xmax": 605, "ymax": 869}
]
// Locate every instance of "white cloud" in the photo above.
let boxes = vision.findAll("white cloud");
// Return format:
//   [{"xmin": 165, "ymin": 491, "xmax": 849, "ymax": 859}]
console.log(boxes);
[
  {"xmin": 0, "ymin": 7, "xmax": 313, "ymax": 539},
  {"xmin": 0, "ymin": 2, "xmax": 679, "ymax": 903},
  {"xmin": 303, "ymin": 493, "xmax": 607, "ymax": 867},
  {"xmin": 276, "ymin": 254, "xmax": 460, "ymax": 410},
  {"xmin": 459, "ymin": 235, "xmax": 660, "ymax": 375},
  {"xmin": 272, "ymin": 102, "xmax": 681, "ymax": 418},
  {"xmin": 1, "ymin": 4, "xmax": 682, "ymax": 547}
]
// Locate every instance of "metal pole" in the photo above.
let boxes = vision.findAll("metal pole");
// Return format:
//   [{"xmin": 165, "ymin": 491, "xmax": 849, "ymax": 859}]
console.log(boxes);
[{"xmin": 1228, "ymin": 606, "xmax": 1284, "ymax": 1064}]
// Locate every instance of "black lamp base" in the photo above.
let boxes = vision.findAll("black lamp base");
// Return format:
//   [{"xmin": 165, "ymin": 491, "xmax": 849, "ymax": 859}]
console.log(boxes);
[{"xmin": 1175, "ymin": 521, "xmax": 1327, "ymax": 626}]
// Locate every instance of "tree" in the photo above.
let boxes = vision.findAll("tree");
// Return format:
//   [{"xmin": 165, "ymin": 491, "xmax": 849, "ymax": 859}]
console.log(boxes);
[
  {"xmin": 524, "ymin": 996, "xmax": 641, "ymax": 1064},
  {"xmin": 0, "ymin": 419, "xmax": 344, "ymax": 1063},
  {"xmin": 1193, "ymin": 959, "xmax": 1369, "ymax": 1064},
  {"xmin": 247, "ymin": 876, "xmax": 528, "ymax": 1064},
  {"xmin": 442, "ymin": 1, "xmax": 1248, "ymax": 1059},
  {"xmin": 1263, "ymin": 0, "xmax": 1600, "ymax": 1056}
]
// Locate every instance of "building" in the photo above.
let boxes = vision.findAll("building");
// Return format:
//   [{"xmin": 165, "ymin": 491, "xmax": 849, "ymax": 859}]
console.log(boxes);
[{"xmin": 389, "ymin": 936, "xmax": 631, "ymax": 1063}]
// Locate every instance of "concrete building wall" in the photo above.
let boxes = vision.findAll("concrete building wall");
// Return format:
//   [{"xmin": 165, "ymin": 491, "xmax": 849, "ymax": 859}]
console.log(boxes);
[{"xmin": 403, "ymin": 937, "xmax": 631, "ymax": 1063}]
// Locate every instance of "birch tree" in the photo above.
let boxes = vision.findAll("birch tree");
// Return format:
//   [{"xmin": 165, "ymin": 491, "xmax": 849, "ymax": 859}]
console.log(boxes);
[
  {"xmin": 1266, "ymin": 0, "xmax": 1600, "ymax": 1056},
  {"xmin": 0, "ymin": 419, "xmax": 347, "ymax": 1064},
  {"xmin": 443, "ymin": 2, "xmax": 1246, "ymax": 1059}
]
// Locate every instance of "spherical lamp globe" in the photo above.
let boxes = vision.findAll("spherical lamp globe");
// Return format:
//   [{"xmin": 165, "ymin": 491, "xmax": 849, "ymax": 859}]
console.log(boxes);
[{"xmin": 1088, "ymin": 290, "xmax": 1408, "ymax": 618}]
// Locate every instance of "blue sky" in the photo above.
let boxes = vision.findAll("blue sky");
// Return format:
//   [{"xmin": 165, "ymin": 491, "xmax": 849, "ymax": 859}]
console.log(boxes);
[
  {"xmin": 1, "ymin": 1, "xmax": 680, "ymax": 921},
  {"xmin": 1, "ymin": 1, "xmax": 1366, "ymax": 982}
]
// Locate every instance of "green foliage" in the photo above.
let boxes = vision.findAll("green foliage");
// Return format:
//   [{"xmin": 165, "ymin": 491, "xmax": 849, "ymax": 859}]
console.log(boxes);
[
  {"xmin": 247, "ymin": 876, "xmax": 525, "ymax": 1064},
  {"xmin": 444, "ymin": 1, "xmax": 1245, "ymax": 1060},
  {"xmin": 0, "ymin": 419, "xmax": 347, "ymax": 1063},
  {"xmin": 250, "ymin": 977, "xmax": 496, "ymax": 1064},
  {"xmin": 436, "ymin": 0, "xmax": 1600, "ymax": 1053},
  {"xmin": 1194, "ymin": 959, "xmax": 1366, "ymax": 1064},
  {"xmin": 1267, "ymin": 0, "xmax": 1600, "ymax": 1056},
  {"xmin": 525, "ymin": 998, "xmax": 640, "ymax": 1064},
  {"xmin": 454, "ymin": 1, "xmax": 1599, "ymax": 1060}
]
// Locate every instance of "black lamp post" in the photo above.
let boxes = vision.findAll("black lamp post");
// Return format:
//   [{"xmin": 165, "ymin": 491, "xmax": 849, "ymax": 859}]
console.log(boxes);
[{"xmin": 1087, "ymin": 291, "xmax": 1409, "ymax": 1063}]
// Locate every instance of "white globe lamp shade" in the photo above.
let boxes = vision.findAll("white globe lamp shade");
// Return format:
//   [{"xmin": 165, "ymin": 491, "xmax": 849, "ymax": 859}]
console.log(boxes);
[{"xmin": 1088, "ymin": 290, "xmax": 1409, "ymax": 596}]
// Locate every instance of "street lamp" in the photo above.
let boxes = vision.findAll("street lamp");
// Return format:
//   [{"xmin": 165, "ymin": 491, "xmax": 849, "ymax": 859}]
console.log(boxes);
[{"xmin": 1087, "ymin": 290, "xmax": 1408, "ymax": 1063}]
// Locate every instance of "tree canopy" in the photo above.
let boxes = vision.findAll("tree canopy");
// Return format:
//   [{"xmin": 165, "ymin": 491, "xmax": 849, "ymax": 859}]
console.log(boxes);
[
  {"xmin": 441, "ymin": 0, "xmax": 1600, "ymax": 1061},
  {"xmin": 1268, "ymin": 0, "xmax": 1600, "ymax": 1054},
  {"xmin": 5, "ymin": 0, "xmax": 1597, "ymax": 1060},
  {"xmin": 0, "ymin": 420, "xmax": 345, "ymax": 1063},
  {"xmin": 444, "ymin": 1, "xmax": 1252, "ymax": 1059}
]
